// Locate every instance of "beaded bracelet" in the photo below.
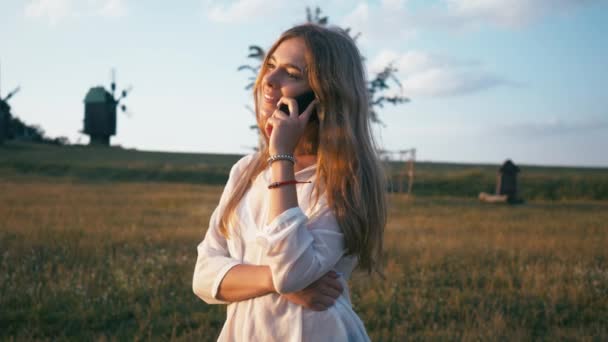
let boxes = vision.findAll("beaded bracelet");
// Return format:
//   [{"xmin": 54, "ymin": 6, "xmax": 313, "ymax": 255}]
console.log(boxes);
[
  {"xmin": 267, "ymin": 154, "xmax": 296, "ymax": 165},
  {"xmin": 268, "ymin": 180, "xmax": 312, "ymax": 189}
]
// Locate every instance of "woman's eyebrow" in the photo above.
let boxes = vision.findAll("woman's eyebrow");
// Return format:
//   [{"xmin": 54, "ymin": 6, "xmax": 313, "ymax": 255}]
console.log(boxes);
[{"xmin": 269, "ymin": 55, "xmax": 304, "ymax": 73}]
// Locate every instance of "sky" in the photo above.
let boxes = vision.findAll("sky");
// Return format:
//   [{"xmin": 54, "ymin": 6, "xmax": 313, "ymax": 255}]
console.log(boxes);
[{"xmin": 1, "ymin": 0, "xmax": 607, "ymax": 167}]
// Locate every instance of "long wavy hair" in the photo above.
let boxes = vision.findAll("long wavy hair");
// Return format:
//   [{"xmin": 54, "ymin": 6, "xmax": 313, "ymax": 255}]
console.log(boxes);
[{"xmin": 218, "ymin": 24, "xmax": 387, "ymax": 276}]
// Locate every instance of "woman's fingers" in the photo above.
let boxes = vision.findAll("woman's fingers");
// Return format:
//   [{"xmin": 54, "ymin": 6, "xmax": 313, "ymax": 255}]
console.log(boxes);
[
  {"xmin": 265, "ymin": 106, "xmax": 291, "ymax": 138},
  {"xmin": 316, "ymin": 275, "xmax": 343, "ymax": 299},
  {"xmin": 311, "ymin": 303, "xmax": 328, "ymax": 312},
  {"xmin": 272, "ymin": 108, "xmax": 289, "ymax": 120},
  {"xmin": 265, "ymin": 116, "xmax": 278, "ymax": 137},
  {"xmin": 277, "ymin": 97, "xmax": 298, "ymax": 117},
  {"xmin": 266, "ymin": 94, "xmax": 317, "ymax": 154},
  {"xmin": 319, "ymin": 273, "xmax": 344, "ymax": 293},
  {"xmin": 318, "ymin": 284, "xmax": 341, "ymax": 299},
  {"xmin": 282, "ymin": 277, "xmax": 342, "ymax": 311},
  {"xmin": 311, "ymin": 296, "xmax": 335, "ymax": 311}
]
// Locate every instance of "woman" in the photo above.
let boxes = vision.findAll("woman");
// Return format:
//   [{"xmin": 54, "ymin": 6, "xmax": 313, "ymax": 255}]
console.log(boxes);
[{"xmin": 193, "ymin": 23, "xmax": 387, "ymax": 342}]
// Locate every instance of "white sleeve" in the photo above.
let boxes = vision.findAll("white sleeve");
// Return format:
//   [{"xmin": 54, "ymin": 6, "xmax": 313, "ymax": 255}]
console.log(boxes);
[
  {"xmin": 192, "ymin": 154, "xmax": 253, "ymax": 305},
  {"xmin": 255, "ymin": 202, "xmax": 346, "ymax": 294}
]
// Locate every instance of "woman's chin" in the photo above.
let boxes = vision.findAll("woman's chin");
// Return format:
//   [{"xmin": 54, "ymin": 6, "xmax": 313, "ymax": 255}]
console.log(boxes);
[{"xmin": 261, "ymin": 104, "xmax": 276, "ymax": 116}]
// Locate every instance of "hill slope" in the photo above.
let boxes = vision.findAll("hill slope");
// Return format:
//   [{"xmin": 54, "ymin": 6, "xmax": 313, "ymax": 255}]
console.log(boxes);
[{"xmin": 1, "ymin": 142, "xmax": 607, "ymax": 200}]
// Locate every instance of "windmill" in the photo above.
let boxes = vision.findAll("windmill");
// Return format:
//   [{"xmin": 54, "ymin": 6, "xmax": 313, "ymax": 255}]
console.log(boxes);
[
  {"xmin": 82, "ymin": 68, "xmax": 132, "ymax": 146},
  {"xmin": 0, "ymin": 62, "xmax": 21, "ymax": 144}
]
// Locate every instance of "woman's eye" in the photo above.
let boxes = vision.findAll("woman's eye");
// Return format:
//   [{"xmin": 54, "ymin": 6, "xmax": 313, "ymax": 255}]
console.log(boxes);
[
  {"xmin": 266, "ymin": 62, "xmax": 300, "ymax": 80},
  {"xmin": 287, "ymin": 73, "xmax": 299, "ymax": 79}
]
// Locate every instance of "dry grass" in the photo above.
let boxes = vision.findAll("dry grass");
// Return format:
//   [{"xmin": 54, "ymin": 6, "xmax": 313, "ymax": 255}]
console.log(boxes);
[{"xmin": 1, "ymin": 179, "xmax": 607, "ymax": 341}]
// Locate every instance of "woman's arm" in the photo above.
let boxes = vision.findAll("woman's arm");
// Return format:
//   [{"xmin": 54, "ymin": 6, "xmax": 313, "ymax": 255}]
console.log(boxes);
[
  {"xmin": 258, "ymin": 158, "xmax": 345, "ymax": 294},
  {"xmin": 193, "ymin": 153, "xmax": 342, "ymax": 306},
  {"xmin": 256, "ymin": 210, "xmax": 346, "ymax": 294},
  {"xmin": 215, "ymin": 264, "xmax": 274, "ymax": 302},
  {"xmin": 266, "ymin": 160, "xmax": 298, "ymax": 225},
  {"xmin": 193, "ymin": 154, "xmax": 255, "ymax": 305},
  {"xmin": 192, "ymin": 205, "xmax": 244, "ymax": 305},
  {"xmin": 216, "ymin": 263, "xmax": 344, "ymax": 310},
  {"xmin": 260, "ymin": 100, "xmax": 347, "ymax": 294}
]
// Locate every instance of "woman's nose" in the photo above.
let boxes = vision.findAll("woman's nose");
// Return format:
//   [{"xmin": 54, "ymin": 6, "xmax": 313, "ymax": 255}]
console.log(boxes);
[{"xmin": 264, "ymin": 69, "xmax": 280, "ymax": 88}]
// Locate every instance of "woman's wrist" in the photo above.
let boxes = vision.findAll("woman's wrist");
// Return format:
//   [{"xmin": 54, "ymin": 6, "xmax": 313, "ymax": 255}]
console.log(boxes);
[
  {"xmin": 263, "ymin": 266, "xmax": 276, "ymax": 293},
  {"xmin": 267, "ymin": 154, "xmax": 296, "ymax": 166},
  {"xmin": 270, "ymin": 159, "xmax": 295, "ymax": 179},
  {"xmin": 268, "ymin": 147, "xmax": 294, "ymax": 156},
  {"xmin": 270, "ymin": 159, "xmax": 295, "ymax": 167}
]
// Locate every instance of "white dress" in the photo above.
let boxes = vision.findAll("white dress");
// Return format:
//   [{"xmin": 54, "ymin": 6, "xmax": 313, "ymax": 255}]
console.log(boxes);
[{"xmin": 192, "ymin": 153, "xmax": 371, "ymax": 342}]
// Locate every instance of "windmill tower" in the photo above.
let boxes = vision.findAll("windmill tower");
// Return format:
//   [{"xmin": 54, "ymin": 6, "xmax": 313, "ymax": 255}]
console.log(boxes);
[
  {"xmin": 0, "ymin": 62, "xmax": 21, "ymax": 144},
  {"xmin": 83, "ymin": 69, "xmax": 132, "ymax": 146}
]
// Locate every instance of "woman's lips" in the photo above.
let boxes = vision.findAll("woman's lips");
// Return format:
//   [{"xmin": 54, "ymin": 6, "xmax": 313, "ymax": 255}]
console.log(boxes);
[{"xmin": 263, "ymin": 93, "xmax": 279, "ymax": 104}]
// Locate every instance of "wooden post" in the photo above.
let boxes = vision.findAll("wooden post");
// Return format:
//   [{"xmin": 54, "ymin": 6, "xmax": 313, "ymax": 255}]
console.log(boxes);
[{"xmin": 407, "ymin": 148, "xmax": 416, "ymax": 195}]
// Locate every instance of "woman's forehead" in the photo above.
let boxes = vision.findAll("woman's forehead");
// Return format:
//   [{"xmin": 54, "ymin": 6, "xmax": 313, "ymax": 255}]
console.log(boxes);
[{"xmin": 271, "ymin": 37, "xmax": 307, "ymax": 70}]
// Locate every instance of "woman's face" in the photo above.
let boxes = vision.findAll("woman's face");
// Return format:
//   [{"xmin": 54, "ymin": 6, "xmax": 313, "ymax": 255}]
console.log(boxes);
[{"xmin": 259, "ymin": 37, "xmax": 312, "ymax": 128}]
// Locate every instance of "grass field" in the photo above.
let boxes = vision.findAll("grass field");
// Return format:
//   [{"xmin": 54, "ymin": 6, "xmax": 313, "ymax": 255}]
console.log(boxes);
[
  {"xmin": 1, "ymin": 142, "xmax": 607, "ymax": 340},
  {"xmin": 2, "ymin": 141, "xmax": 608, "ymax": 200}
]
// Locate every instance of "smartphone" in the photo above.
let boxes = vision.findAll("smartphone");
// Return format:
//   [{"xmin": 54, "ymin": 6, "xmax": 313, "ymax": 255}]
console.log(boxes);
[{"xmin": 279, "ymin": 91, "xmax": 318, "ymax": 121}]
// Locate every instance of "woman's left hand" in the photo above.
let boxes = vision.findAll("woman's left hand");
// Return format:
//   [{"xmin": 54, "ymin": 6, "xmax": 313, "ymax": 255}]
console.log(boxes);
[
  {"xmin": 265, "ymin": 96, "xmax": 318, "ymax": 156},
  {"xmin": 280, "ymin": 271, "xmax": 343, "ymax": 311}
]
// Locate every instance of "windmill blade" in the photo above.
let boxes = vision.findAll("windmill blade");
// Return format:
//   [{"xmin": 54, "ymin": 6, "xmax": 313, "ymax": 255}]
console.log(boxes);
[
  {"xmin": 116, "ymin": 85, "xmax": 133, "ymax": 101},
  {"xmin": 121, "ymin": 85, "xmax": 133, "ymax": 98},
  {"xmin": 121, "ymin": 104, "xmax": 133, "ymax": 118},
  {"xmin": 110, "ymin": 68, "xmax": 116, "ymax": 95},
  {"xmin": 3, "ymin": 86, "xmax": 20, "ymax": 102}
]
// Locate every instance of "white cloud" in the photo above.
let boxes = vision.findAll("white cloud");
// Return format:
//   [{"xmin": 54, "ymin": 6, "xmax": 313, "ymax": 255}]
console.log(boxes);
[
  {"xmin": 370, "ymin": 50, "xmax": 479, "ymax": 75},
  {"xmin": 202, "ymin": 0, "xmax": 598, "ymax": 35},
  {"xmin": 340, "ymin": 1, "xmax": 416, "ymax": 45},
  {"xmin": 203, "ymin": 0, "xmax": 288, "ymax": 23},
  {"xmin": 380, "ymin": 0, "xmax": 406, "ymax": 11},
  {"xmin": 339, "ymin": 0, "xmax": 599, "ymax": 41},
  {"xmin": 403, "ymin": 67, "xmax": 509, "ymax": 97},
  {"xmin": 95, "ymin": 0, "xmax": 127, "ymax": 17},
  {"xmin": 441, "ymin": 0, "xmax": 598, "ymax": 28},
  {"xmin": 24, "ymin": 0, "xmax": 127, "ymax": 24},
  {"xmin": 25, "ymin": 0, "xmax": 74, "ymax": 26},
  {"xmin": 344, "ymin": 0, "xmax": 598, "ymax": 98},
  {"xmin": 370, "ymin": 49, "xmax": 512, "ymax": 97}
]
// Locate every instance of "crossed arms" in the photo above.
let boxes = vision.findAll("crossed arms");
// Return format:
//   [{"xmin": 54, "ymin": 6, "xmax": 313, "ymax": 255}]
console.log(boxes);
[{"xmin": 192, "ymin": 155, "xmax": 345, "ymax": 310}]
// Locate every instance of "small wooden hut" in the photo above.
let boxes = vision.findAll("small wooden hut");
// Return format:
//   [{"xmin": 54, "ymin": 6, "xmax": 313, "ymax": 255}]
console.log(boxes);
[{"xmin": 496, "ymin": 159, "xmax": 521, "ymax": 203}]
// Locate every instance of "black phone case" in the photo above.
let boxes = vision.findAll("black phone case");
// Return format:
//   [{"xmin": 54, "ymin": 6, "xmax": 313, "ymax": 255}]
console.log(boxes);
[{"xmin": 279, "ymin": 91, "xmax": 316, "ymax": 117}]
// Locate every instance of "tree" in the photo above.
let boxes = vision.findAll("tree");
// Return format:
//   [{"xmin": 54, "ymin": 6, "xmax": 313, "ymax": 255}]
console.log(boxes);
[{"xmin": 238, "ymin": 6, "xmax": 409, "ymax": 127}]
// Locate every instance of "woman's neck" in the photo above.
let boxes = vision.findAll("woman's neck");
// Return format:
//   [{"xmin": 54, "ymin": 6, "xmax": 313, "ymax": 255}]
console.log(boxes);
[{"xmin": 294, "ymin": 153, "xmax": 317, "ymax": 173}]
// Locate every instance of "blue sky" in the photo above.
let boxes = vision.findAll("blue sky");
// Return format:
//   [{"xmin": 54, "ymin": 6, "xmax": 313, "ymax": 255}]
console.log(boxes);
[{"xmin": 1, "ymin": 0, "xmax": 607, "ymax": 167}]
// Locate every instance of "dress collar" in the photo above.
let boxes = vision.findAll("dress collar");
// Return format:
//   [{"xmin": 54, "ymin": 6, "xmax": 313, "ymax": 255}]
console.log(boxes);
[{"xmin": 295, "ymin": 163, "xmax": 317, "ymax": 177}]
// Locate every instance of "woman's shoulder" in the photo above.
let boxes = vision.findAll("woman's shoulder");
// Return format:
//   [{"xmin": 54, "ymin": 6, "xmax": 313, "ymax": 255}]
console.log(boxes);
[{"xmin": 229, "ymin": 152, "xmax": 259, "ymax": 178}]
